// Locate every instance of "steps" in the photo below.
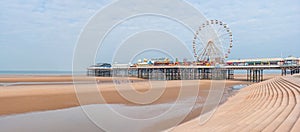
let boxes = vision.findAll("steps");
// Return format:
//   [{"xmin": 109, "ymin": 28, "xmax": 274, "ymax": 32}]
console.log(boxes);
[{"xmin": 172, "ymin": 76, "xmax": 300, "ymax": 132}]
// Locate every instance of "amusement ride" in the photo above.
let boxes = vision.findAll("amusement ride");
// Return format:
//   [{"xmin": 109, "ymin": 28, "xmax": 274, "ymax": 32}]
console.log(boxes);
[{"xmin": 193, "ymin": 20, "xmax": 233, "ymax": 65}]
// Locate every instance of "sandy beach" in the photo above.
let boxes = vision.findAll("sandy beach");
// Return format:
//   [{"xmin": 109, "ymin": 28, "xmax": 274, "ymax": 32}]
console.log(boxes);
[
  {"xmin": 2, "ymin": 75, "xmax": 289, "ymax": 131},
  {"xmin": 2, "ymin": 73, "xmax": 300, "ymax": 132},
  {"xmin": 0, "ymin": 75, "xmax": 250, "ymax": 116}
]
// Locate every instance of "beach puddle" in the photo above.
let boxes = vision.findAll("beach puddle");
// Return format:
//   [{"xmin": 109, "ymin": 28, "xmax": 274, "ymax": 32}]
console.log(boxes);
[
  {"xmin": 231, "ymin": 84, "xmax": 248, "ymax": 90},
  {"xmin": 0, "ymin": 84, "xmax": 243, "ymax": 132},
  {"xmin": 0, "ymin": 97, "xmax": 204, "ymax": 132}
]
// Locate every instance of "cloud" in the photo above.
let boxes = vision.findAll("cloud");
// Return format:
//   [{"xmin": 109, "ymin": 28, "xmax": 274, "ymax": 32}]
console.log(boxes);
[
  {"xmin": 185, "ymin": 0, "xmax": 300, "ymax": 58},
  {"xmin": 0, "ymin": 0, "xmax": 111, "ymax": 70},
  {"xmin": 0, "ymin": 0, "xmax": 299, "ymax": 70}
]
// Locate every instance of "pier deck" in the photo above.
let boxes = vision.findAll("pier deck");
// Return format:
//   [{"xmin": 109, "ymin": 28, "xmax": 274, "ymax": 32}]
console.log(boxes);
[{"xmin": 87, "ymin": 65, "xmax": 300, "ymax": 82}]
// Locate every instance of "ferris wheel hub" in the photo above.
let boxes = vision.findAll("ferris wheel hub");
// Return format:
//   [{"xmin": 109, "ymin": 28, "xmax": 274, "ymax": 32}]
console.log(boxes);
[{"xmin": 192, "ymin": 20, "xmax": 233, "ymax": 65}]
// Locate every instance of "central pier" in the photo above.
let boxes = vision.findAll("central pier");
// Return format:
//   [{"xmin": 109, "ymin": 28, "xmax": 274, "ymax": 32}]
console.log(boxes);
[{"xmin": 87, "ymin": 65, "xmax": 300, "ymax": 82}]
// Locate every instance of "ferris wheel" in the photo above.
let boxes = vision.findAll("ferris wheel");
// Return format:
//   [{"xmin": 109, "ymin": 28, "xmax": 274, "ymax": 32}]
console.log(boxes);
[{"xmin": 193, "ymin": 20, "xmax": 233, "ymax": 64}]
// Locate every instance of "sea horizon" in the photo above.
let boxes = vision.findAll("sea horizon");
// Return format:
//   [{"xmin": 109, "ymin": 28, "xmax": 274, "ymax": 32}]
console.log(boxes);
[
  {"xmin": 0, "ymin": 69, "xmax": 282, "ymax": 76},
  {"xmin": 0, "ymin": 70, "xmax": 86, "ymax": 76}
]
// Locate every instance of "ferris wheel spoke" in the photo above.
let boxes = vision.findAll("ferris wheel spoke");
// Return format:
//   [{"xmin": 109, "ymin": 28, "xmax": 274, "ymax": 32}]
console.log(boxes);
[
  {"xmin": 218, "ymin": 33, "xmax": 230, "ymax": 38},
  {"xmin": 216, "ymin": 26, "xmax": 224, "ymax": 34},
  {"xmin": 192, "ymin": 20, "xmax": 233, "ymax": 64}
]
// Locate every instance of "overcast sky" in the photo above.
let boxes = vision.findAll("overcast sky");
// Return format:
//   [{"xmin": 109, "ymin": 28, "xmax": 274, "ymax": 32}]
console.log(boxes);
[{"xmin": 1, "ymin": 0, "xmax": 299, "ymax": 71}]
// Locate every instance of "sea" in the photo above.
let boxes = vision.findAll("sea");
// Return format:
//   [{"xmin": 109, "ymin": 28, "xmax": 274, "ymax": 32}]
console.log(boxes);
[
  {"xmin": 0, "ymin": 70, "xmax": 282, "ymax": 75},
  {"xmin": 0, "ymin": 71, "xmax": 85, "ymax": 75},
  {"xmin": 231, "ymin": 70, "xmax": 281, "ymax": 74}
]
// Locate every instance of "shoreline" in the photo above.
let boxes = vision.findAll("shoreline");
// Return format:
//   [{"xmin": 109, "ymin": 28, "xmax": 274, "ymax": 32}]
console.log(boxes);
[
  {"xmin": 0, "ymin": 76, "xmax": 252, "ymax": 131},
  {"xmin": 1, "ymin": 75, "xmax": 285, "ymax": 131},
  {"xmin": 0, "ymin": 76, "xmax": 252, "ymax": 116}
]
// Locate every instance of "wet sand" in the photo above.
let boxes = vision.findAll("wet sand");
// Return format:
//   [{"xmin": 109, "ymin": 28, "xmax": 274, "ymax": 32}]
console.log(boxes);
[
  {"xmin": 0, "ymin": 76, "xmax": 252, "ymax": 116},
  {"xmin": 0, "ymin": 75, "xmax": 260, "ymax": 131}
]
